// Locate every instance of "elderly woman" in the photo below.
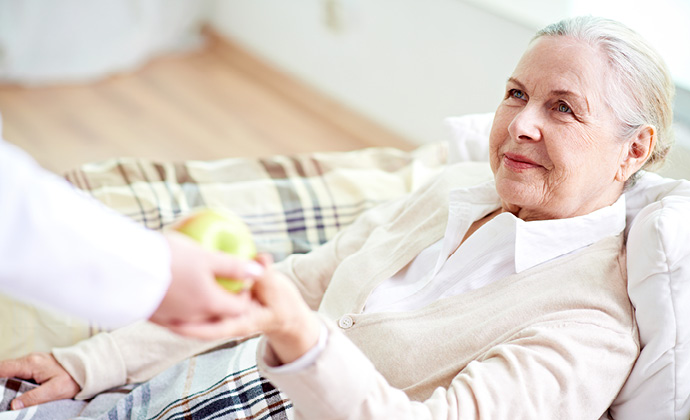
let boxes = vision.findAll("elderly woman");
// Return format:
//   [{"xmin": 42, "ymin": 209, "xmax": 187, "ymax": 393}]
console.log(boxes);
[{"xmin": 0, "ymin": 15, "xmax": 676, "ymax": 419}]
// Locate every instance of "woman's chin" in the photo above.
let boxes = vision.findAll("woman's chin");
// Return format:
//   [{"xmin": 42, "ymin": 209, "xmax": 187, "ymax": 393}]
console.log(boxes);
[{"xmin": 494, "ymin": 177, "xmax": 542, "ymax": 210}]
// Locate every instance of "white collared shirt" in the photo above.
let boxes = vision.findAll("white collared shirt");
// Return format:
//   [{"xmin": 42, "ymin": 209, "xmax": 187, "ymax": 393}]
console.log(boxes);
[
  {"xmin": 267, "ymin": 180, "xmax": 627, "ymax": 372},
  {"xmin": 364, "ymin": 180, "xmax": 626, "ymax": 313}
]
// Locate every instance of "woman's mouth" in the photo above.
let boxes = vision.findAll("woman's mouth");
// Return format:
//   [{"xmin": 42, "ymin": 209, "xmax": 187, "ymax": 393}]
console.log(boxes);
[{"xmin": 502, "ymin": 153, "xmax": 541, "ymax": 171}]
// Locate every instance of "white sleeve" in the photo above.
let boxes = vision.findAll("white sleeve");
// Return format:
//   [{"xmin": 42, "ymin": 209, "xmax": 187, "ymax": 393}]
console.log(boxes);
[{"xmin": 0, "ymin": 139, "xmax": 171, "ymax": 328}]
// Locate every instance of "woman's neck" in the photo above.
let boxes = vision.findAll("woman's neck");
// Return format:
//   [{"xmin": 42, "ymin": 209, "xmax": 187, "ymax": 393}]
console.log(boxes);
[{"xmin": 459, "ymin": 207, "xmax": 504, "ymax": 248}]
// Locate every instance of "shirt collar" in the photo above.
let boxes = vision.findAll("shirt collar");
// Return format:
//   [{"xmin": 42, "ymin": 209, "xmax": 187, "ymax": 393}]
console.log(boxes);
[
  {"xmin": 447, "ymin": 181, "xmax": 626, "ymax": 274},
  {"xmin": 513, "ymin": 194, "xmax": 626, "ymax": 273}
]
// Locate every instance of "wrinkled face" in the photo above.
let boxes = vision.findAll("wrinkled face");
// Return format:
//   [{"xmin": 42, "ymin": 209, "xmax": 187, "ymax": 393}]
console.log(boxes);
[{"xmin": 490, "ymin": 36, "xmax": 629, "ymax": 220}]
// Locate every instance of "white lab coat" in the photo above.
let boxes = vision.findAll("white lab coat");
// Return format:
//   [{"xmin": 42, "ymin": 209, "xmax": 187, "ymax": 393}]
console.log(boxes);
[{"xmin": 0, "ymin": 139, "xmax": 170, "ymax": 328}]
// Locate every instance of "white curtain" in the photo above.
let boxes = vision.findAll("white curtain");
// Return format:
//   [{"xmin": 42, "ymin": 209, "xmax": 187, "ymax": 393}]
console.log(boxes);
[{"xmin": 0, "ymin": 0, "xmax": 212, "ymax": 85}]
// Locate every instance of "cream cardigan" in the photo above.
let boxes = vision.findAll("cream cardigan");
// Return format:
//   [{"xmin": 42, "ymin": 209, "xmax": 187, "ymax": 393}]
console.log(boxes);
[{"xmin": 53, "ymin": 162, "xmax": 638, "ymax": 419}]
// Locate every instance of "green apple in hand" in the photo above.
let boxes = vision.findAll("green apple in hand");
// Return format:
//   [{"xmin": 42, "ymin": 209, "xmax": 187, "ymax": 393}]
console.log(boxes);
[{"xmin": 174, "ymin": 208, "xmax": 257, "ymax": 293}]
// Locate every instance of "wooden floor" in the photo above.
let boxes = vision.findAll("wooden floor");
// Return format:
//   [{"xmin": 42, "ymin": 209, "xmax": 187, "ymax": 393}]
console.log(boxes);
[{"xmin": 0, "ymin": 32, "xmax": 413, "ymax": 175}]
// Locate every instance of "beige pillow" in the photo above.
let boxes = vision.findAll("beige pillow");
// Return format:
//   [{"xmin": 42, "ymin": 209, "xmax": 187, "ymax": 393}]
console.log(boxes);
[{"xmin": 0, "ymin": 294, "xmax": 105, "ymax": 359}]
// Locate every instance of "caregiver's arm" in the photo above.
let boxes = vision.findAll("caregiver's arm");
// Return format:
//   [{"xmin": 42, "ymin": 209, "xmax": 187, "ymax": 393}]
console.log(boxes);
[
  {"xmin": 0, "ymin": 139, "xmax": 261, "ymax": 329},
  {"xmin": 0, "ymin": 140, "xmax": 169, "ymax": 327}
]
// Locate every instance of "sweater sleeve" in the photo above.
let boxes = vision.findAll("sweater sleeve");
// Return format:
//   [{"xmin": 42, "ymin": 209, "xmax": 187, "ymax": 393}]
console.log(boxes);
[
  {"xmin": 258, "ymin": 319, "xmax": 638, "ymax": 420},
  {"xmin": 53, "ymin": 321, "xmax": 226, "ymax": 399},
  {"xmin": 0, "ymin": 139, "xmax": 171, "ymax": 328}
]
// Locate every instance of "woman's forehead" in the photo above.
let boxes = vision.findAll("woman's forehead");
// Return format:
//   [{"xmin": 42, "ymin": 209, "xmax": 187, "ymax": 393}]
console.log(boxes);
[{"xmin": 511, "ymin": 36, "xmax": 608, "ymax": 102}]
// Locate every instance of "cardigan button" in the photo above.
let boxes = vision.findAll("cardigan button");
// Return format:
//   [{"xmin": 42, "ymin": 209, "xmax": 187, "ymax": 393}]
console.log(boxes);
[{"xmin": 338, "ymin": 315, "xmax": 354, "ymax": 329}]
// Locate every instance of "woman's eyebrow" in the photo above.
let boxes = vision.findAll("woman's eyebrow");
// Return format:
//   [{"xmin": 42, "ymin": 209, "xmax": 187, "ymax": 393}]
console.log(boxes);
[{"xmin": 506, "ymin": 77, "xmax": 525, "ymax": 89}]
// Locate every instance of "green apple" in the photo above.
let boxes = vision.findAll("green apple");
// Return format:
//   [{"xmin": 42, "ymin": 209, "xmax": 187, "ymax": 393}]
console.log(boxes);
[{"xmin": 174, "ymin": 208, "xmax": 257, "ymax": 293}]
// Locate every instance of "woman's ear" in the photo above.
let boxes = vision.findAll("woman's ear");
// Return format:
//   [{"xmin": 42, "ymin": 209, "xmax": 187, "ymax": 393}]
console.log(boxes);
[{"xmin": 616, "ymin": 125, "xmax": 655, "ymax": 182}]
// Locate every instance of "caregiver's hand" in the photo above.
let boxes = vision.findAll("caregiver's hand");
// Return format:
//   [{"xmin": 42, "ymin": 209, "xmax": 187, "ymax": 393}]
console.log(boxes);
[
  {"xmin": 0, "ymin": 352, "xmax": 79, "ymax": 410},
  {"xmin": 170, "ymin": 254, "xmax": 322, "ymax": 365},
  {"xmin": 150, "ymin": 232, "xmax": 265, "ymax": 334}
]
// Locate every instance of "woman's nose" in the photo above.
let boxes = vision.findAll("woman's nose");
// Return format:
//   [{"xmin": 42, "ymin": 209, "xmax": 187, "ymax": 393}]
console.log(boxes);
[{"xmin": 507, "ymin": 107, "xmax": 543, "ymax": 143}]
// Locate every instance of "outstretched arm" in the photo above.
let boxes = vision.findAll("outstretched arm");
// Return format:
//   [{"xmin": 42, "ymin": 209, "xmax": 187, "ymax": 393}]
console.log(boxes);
[
  {"xmin": 258, "ymin": 320, "xmax": 638, "ymax": 420},
  {"xmin": 0, "ymin": 139, "xmax": 264, "ymax": 333}
]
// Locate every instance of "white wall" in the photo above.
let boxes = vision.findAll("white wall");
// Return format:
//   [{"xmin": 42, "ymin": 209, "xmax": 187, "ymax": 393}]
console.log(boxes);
[
  {"xmin": 461, "ymin": 0, "xmax": 690, "ymax": 91},
  {"xmin": 208, "ymin": 0, "xmax": 534, "ymax": 145},
  {"xmin": 207, "ymin": 1, "xmax": 689, "ymax": 180}
]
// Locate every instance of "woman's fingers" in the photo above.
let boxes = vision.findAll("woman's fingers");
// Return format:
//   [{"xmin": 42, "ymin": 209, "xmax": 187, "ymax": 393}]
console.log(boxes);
[
  {"xmin": 0, "ymin": 353, "xmax": 54, "ymax": 381},
  {"xmin": 0, "ymin": 357, "xmax": 34, "ymax": 380},
  {"xmin": 254, "ymin": 253, "xmax": 274, "ymax": 267},
  {"xmin": 11, "ymin": 374, "xmax": 80, "ymax": 409},
  {"xmin": 0, "ymin": 353, "xmax": 80, "ymax": 410}
]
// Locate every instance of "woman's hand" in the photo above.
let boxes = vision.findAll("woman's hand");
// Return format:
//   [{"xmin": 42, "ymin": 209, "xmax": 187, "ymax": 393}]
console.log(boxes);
[
  {"xmin": 169, "ymin": 254, "xmax": 322, "ymax": 365},
  {"xmin": 0, "ymin": 352, "xmax": 80, "ymax": 410}
]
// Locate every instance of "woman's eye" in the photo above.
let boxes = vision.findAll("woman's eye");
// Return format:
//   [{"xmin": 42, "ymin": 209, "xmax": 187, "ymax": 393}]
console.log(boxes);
[
  {"xmin": 510, "ymin": 89, "xmax": 526, "ymax": 100},
  {"xmin": 557, "ymin": 102, "xmax": 572, "ymax": 113}
]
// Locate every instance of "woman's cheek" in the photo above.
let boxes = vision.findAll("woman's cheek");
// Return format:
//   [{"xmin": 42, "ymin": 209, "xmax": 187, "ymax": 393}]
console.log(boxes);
[{"xmin": 488, "ymin": 146, "xmax": 501, "ymax": 173}]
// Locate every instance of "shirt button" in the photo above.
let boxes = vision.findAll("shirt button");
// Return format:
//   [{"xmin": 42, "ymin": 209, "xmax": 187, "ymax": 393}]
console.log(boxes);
[{"xmin": 338, "ymin": 315, "xmax": 354, "ymax": 329}]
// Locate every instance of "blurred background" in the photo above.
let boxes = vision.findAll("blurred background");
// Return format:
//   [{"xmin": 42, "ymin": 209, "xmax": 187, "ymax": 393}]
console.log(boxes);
[{"xmin": 0, "ymin": 0, "xmax": 688, "ymax": 177}]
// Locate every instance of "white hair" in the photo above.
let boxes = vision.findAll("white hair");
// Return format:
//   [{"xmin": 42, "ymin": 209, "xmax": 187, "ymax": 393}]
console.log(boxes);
[{"xmin": 535, "ymin": 16, "xmax": 675, "ymax": 174}]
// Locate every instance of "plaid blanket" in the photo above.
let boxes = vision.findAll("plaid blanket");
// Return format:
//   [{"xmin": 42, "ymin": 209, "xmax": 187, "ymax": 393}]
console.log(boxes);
[
  {"xmin": 1, "ymin": 339, "xmax": 291, "ymax": 419},
  {"xmin": 0, "ymin": 143, "xmax": 447, "ymax": 419}
]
